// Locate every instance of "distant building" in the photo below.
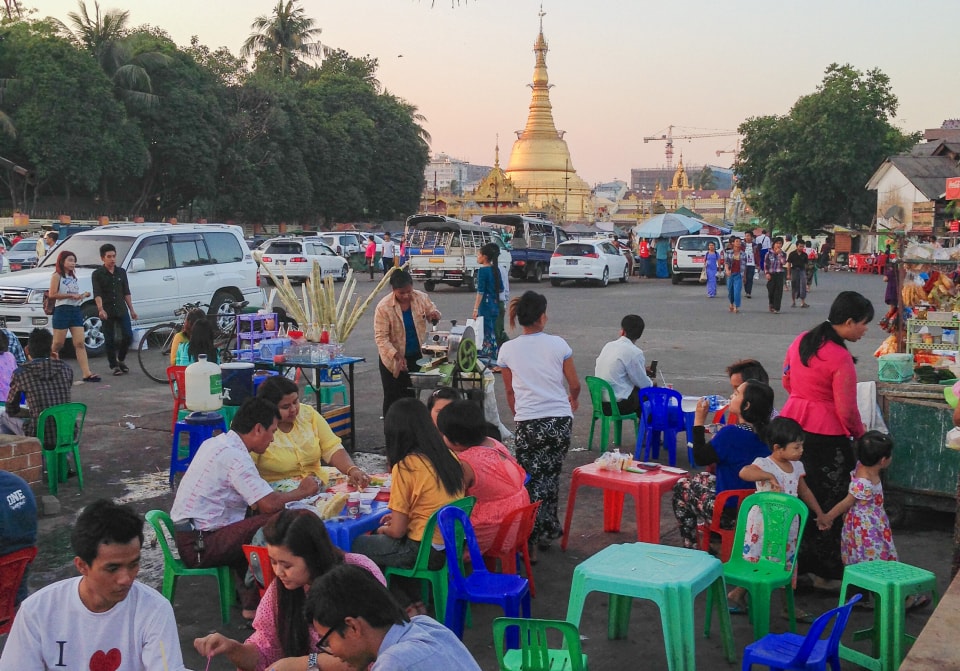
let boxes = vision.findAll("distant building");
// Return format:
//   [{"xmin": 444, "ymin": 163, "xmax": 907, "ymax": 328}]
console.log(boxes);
[{"xmin": 423, "ymin": 154, "xmax": 490, "ymax": 196}]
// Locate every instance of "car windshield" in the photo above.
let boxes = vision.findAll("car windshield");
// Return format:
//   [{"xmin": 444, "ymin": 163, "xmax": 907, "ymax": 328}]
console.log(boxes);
[
  {"xmin": 677, "ymin": 238, "xmax": 716, "ymax": 252},
  {"xmin": 557, "ymin": 243, "xmax": 598, "ymax": 257},
  {"xmin": 264, "ymin": 241, "xmax": 302, "ymax": 255},
  {"xmin": 10, "ymin": 240, "xmax": 35, "ymax": 252},
  {"xmin": 38, "ymin": 235, "xmax": 135, "ymax": 268}
]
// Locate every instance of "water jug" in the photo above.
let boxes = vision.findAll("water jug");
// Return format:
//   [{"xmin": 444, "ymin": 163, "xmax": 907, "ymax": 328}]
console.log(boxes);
[{"xmin": 185, "ymin": 354, "xmax": 223, "ymax": 411}]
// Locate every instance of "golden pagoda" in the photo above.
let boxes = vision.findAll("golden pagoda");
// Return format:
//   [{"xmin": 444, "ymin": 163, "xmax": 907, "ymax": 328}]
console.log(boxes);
[
  {"xmin": 473, "ymin": 140, "xmax": 524, "ymax": 212},
  {"xmin": 504, "ymin": 10, "xmax": 592, "ymax": 222}
]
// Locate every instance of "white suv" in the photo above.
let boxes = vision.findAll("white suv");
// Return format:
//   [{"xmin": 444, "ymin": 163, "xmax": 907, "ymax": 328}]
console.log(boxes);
[
  {"xmin": 316, "ymin": 232, "xmax": 364, "ymax": 257},
  {"xmin": 256, "ymin": 237, "xmax": 349, "ymax": 284},
  {"xmin": 0, "ymin": 223, "xmax": 265, "ymax": 356},
  {"xmin": 672, "ymin": 234, "xmax": 726, "ymax": 285}
]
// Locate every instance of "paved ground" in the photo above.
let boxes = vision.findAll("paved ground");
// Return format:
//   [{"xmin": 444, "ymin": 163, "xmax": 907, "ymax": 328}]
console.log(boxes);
[{"xmin": 1, "ymin": 269, "xmax": 954, "ymax": 670}]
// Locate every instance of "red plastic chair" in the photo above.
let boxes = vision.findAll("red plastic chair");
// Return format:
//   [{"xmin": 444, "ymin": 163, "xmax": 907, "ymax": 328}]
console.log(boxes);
[
  {"xmin": 696, "ymin": 488, "xmax": 754, "ymax": 561},
  {"xmin": 482, "ymin": 501, "xmax": 541, "ymax": 597},
  {"xmin": 0, "ymin": 546, "xmax": 38, "ymax": 635},
  {"xmin": 167, "ymin": 366, "xmax": 187, "ymax": 433},
  {"xmin": 242, "ymin": 544, "xmax": 275, "ymax": 597}
]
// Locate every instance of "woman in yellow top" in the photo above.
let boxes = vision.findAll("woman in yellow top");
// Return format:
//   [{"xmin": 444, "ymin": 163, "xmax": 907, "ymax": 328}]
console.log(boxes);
[
  {"xmin": 352, "ymin": 397, "xmax": 465, "ymax": 613},
  {"xmin": 169, "ymin": 309, "xmax": 205, "ymax": 366},
  {"xmin": 253, "ymin": 376, "xmax": 370, "ymax": 489}
]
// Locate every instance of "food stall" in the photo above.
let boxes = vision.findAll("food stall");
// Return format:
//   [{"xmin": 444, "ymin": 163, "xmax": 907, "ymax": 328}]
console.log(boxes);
[{"xmin": 875, "ymin": 239, "xmax": 960, "ymax": 523}]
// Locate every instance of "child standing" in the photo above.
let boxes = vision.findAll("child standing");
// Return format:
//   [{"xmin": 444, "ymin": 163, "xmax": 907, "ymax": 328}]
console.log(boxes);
[
  {"xmin": 818, "ymin": 431, "xmax": 930, "ymax": 610},
  {"xmin": 729, "ymin": 417, "xmax": 825, "ymax": 620}
]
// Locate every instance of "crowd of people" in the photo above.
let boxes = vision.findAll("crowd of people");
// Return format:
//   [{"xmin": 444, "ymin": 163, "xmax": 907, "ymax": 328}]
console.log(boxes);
[{"xmin": 1, "ymin": 228, "xmax": 950, "ymax": 670}]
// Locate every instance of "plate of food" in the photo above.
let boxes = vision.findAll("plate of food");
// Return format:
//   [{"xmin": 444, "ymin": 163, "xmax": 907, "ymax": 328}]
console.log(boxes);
[{"xmin": 638, "ymin": 461, "xmax": 661, "ymax": 470}]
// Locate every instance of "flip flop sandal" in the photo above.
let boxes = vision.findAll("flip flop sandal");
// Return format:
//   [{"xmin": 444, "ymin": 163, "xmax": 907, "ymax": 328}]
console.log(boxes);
[
  {"xmin": 727, "ymin": 600, "xmax": 748, "ymax": 615},
  {"xmin": 906, "ymin": 594, "xmax": 931, "ymax": 612},
  {"xmin": 118, "ymin": 363, "xmax": 130, "ymax": 373},
  {"xmin": 83, "ymin": 374, "xmax": 102, "ymax": 382},
  {"xmin": 113, "ymin": 368, "xmax": 124, "ymax": 376}
]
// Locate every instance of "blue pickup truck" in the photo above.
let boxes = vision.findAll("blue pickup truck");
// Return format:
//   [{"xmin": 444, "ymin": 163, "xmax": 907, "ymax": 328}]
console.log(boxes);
[{"xmin": 480, "ymin": 214, "xmax": 569, "ymax": 282}]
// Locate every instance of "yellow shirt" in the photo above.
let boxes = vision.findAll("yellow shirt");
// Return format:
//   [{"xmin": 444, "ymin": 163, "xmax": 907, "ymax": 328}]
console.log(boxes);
[
  {"xmin": 389, "ymin": 453, "xmax": 463, "ymax": 544},
  {"xmin": 170, "ymin": 332, "xmax": 188, "ymax": 366},
  {"xmin": 251, "ymin": 405, "xmax": 344, "ymax": 482}
]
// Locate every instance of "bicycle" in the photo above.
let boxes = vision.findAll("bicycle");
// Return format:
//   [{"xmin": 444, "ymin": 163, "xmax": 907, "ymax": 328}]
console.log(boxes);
[{"xmin": 137, "ymin": 299, "xmax": 247, "ymax": 383}]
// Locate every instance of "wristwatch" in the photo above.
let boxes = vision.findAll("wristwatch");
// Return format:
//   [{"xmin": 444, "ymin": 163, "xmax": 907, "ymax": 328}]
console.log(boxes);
[{"xmin": 308, "ymin": 652, "xmax": 319, "ymax": 669}]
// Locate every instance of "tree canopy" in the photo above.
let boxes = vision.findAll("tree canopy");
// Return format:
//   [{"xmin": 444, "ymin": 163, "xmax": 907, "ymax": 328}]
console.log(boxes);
[
  {"xmin": 734, "ymin": 63, "xmax": 919, "ymax": 235},
  {"xmin": 0, "ymin": 0, "xmax": 429, "ymax": 226}
]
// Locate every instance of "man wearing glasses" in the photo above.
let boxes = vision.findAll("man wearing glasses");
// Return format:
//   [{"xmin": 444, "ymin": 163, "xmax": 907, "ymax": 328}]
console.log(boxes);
[{"xmin": 305, "ymin": 564, "xmax": 481, "ymax": 671}]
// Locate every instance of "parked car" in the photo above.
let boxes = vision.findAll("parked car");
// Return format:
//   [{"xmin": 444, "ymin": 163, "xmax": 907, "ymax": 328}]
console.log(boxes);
[
  {"xmin": 0, "ymin": 223, "xmax": 265, "ymax": 356},
  {"xmin": 256, "ymin": 236, "xmax": 349, "ymax": 284},
  {"xmin": 672, "ymin": 234, "xmax": 726, "ymax": 285},
  {"xmin": 549, "ymin": 239, "xmax": 629, "ymax": 287},
  {"xmin": 6, "ymin": 238, "xmax": 41, "ymax": 272},
  {"xmin": 316, "ymin": 232, "xmax": 365, "ymax": 257}
]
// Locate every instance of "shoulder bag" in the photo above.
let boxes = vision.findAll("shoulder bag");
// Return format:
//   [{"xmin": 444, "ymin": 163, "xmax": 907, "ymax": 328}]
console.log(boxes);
[{"xmin": 42, "ymin": 290, "xmax": 56, "ymax": 316}]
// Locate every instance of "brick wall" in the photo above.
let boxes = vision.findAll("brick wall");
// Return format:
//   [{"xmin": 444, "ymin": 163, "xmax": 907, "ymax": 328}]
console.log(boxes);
[{"xmin": 0, "ymin": 435, "xmax": 43, "ymax": 486}]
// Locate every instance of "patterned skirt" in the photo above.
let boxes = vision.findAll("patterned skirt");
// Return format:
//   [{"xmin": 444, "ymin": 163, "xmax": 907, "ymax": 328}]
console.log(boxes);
[{"xmin": 514, "ymin": 416, "xmax": 572, "ymax": 545}]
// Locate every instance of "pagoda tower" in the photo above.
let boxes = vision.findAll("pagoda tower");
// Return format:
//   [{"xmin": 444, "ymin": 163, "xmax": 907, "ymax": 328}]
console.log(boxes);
[{"xmin": 504, "ymin": 10, "xmax": 593, "ymax": 222}]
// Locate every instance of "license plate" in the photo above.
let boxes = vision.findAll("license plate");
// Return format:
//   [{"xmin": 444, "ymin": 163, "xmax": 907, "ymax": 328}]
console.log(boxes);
[
  {"xmin": 274, "ymin": 259, "xmax": 286, "ymax": 265},
  {"xmin": 693, "ymin": 256, "xmax": 705, "ymax": 263},
  {"xmin": 566, "ymin": 259, "xmax": 578, "ymax": 265}
]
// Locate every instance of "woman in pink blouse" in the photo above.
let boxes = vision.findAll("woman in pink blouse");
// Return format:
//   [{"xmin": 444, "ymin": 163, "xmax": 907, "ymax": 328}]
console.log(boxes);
[
  {"xmin": 194, "ymin": 510, "xmax": 384, "ymax": 671},
  {"xmin": 781, "ymin": 291, "xmax": 873, "ymax": 587},
  {"xmin": 437, "ymin": 400, "xmax": 530, "ymax": 553}
]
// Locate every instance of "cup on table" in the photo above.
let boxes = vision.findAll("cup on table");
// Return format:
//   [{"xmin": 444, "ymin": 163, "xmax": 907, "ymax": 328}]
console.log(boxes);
[{"xmin": 273, "ymin": 354, "xmax": 285, "ymax": 364}]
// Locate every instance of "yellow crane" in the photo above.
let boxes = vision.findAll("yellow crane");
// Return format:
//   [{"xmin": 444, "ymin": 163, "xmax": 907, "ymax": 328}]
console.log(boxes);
[{"xmin": 643, "ymin": 125, "xmax": 738, "ymax": 169}]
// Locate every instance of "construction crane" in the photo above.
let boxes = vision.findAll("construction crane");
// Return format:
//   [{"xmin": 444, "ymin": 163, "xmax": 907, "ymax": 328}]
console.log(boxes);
[{"xmin": 643, "ymin": 125, "xmax": 738, "ymax": 170}]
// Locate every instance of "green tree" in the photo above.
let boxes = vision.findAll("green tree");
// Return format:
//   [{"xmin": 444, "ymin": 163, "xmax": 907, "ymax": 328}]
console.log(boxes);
[
  {"xmin": 694, "ymin": 166, "xmax": 717, "ymax": 190},
  {"xmin": 735, "ymin": 63, "xmax": 918, "ymax": 234},
  {"xmin": 241, "ymin": 0, "xmax": 325, "ymax": 78}
]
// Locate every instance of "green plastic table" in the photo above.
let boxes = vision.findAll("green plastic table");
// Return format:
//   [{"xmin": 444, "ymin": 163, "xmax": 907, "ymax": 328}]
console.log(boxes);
[{"xmin": 566, "ymin": 542, "xmax": 735, "ymax": 671}]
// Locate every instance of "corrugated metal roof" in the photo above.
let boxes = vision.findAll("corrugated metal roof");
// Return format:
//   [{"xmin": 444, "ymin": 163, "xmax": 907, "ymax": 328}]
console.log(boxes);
[{"xmin": 887, "ymin": 156, "xmax": 960, "ymax": 199}]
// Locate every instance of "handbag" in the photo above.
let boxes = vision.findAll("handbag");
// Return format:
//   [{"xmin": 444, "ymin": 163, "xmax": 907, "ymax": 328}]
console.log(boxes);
[
  {"xmin": 42, "ymin": 290, "xmax": 55, "ymax": 316},
  {"xmin": 698, "ymin": 266, "xmax": 707, "ymax": 283}
]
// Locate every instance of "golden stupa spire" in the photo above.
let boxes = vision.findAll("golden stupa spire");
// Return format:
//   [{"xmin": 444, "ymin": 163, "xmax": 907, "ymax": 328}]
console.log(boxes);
[
  {"xmin": 494, "ymin": 133, "xmax": 500, "ymax": 168},
  {"xmin": 515, "ymin": 5, "xmax": 566, "ymax": 144}
]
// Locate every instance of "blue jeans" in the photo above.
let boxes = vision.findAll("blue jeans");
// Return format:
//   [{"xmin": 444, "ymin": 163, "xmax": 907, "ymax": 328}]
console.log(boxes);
[
  {"xmin": 727, "ymin": 273, "xmax": 743, "ymax": 308},
  {"xmin": 103, "ymin": 312, "xmax": 133, "ymax": 368}
]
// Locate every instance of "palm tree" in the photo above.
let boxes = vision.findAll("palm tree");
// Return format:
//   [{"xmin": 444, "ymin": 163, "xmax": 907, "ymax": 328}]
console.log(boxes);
[
  {"xmin": 241, "ymin": 0, "xmax": 326, "ymax": 77},
  {"xmin": 53, "ymin": 0, "xmax": 168, "ymax": 106}
]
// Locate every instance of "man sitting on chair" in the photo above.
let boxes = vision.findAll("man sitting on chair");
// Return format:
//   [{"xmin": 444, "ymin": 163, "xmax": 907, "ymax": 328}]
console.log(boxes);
[
  {"xmin": 0, "ymin": 328, "xmax": 72, "ymax": 438},
  {"xmin": 594, "ymin": 314, "xmax": 653, "ymax": 416}
]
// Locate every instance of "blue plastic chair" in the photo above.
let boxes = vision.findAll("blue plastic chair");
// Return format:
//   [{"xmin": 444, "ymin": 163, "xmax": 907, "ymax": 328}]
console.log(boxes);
[
  {"xmin": 635, "ymin": 387, "xmax": 688, "ymax": 466},
  {"xmin": 742, "ymin": 594, "xmax": 861, "ymax": 671},
  {"xmin": 438, "ymin": 506, "xmax": 531, "ymax": 646}
]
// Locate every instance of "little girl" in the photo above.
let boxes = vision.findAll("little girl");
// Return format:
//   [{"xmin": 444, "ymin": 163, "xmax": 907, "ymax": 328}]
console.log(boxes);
[
  {"xmin": 729, "ymin": 417, "xmax": 825, "ymax": 619},
  {"xmin": 818, "ymin": 431, "xmax": 930, "ymax": 610}
]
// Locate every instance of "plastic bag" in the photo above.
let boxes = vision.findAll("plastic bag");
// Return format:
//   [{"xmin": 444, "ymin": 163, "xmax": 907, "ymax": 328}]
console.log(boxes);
[{"xmin": 946, "ymin": 427, "xmax": 960, "ymax": 451}]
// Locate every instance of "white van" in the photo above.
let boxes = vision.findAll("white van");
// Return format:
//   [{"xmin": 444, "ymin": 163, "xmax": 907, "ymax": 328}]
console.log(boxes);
[
  {"xmin": 672, "ymin": 234, "xmax": 726, "ymax": 285},
  {"xmin": 0, "ymin": 223, "xmax": 265, "ymax": 356},
  {"xmin": 405, "ymin": 215, "xmax": 511, "ymax": 292}
]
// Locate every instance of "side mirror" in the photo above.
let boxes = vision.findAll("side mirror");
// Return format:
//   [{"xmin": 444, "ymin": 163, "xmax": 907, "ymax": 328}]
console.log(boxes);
[{"xmin": 128, "ymin": 258, "xmax": 146, "ymax": 273}]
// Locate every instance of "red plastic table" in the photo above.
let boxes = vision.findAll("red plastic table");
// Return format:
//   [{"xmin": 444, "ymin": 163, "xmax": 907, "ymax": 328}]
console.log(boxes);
[{"xmin": 561, "ymin": 462, "xmax": 686, "ymax": 550}]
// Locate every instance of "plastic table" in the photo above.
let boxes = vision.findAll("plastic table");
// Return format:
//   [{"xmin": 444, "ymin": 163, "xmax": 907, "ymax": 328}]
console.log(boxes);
[
  {"xmin": 561, "ymin": 462, "xmax": 686, "ymax": 550},
  {"xmin": 254, "ymin": 355, "xmax": 364, "ymax": 452},
  {"xmin": 566, "ymin": 542, "xmax": 735, "ymax": 671},
  {"xmin": 323, "ymin": 501, "xmax": 389, "ymax": 551}
]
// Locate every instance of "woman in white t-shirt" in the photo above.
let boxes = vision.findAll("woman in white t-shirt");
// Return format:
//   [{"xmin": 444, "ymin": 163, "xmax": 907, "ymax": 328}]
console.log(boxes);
[
  {"xmin": 49, "ymin": 250, "xmax": 99, "ymax": 381},
  {"xmin": 496, "ymin": 291, "xmax": 580, "ymax": 552}
]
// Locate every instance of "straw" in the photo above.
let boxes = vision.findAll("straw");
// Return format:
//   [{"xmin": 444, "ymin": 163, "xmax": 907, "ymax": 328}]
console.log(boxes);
[{"xmin": 159, "ymin": 640, "xmax": 169, "ymax": 671}]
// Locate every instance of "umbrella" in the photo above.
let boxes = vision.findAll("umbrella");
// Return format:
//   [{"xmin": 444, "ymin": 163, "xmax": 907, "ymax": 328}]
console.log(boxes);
[{"xmin": 633, "ymin": 213, "xmax": 703, "ymax": 239}]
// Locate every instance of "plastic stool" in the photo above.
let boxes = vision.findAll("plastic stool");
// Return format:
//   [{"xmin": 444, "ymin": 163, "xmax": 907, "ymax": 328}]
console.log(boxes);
[
  {"xmin": 169, "ymin": 411, "xmax": 227, "ymax": 484},
  {"xmin": 306, "ymin": 381, "xmax": 349, "ymax": 406},
  {"xmin": 838, "ymin": 561, "xmax": 939, "ymax": 671}
]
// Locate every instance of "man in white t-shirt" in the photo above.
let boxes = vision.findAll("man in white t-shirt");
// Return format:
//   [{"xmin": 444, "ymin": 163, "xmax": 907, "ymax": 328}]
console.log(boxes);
[
  {"xmin": 594, "ymin": 314, "xmax": 653, "ymax": 416},
  {"xmin": 381, "ymin": 233, "xmax": 396, "ymax": 275},
  {"xmin": 169, "ymin": 397, "xmax": 319, "ymax": 619},
  {"xmin": 0, "ymin": 500, "xmax": 186, "ymax": 671},
  {"xmin": 755, "ymin": 229, "xmax": 771, "ymax": 270}
]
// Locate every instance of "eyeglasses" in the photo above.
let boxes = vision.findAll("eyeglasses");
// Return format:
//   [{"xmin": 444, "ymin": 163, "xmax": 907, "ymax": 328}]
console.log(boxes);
[{"xmin": 316, "ymin": 623, "xmax": 343, "ymax": 654}]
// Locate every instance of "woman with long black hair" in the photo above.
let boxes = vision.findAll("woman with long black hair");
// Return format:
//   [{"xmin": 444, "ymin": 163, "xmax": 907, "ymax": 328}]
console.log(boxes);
[{"xmin": 781, "ymin": 290, "xmax": 873, "ymax": 587}]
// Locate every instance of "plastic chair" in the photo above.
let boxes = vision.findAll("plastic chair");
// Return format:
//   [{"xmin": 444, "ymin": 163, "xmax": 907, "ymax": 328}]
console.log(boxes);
[
  {"xmin": 483, "ymin": 501, "xmax": 541, "ymax": 597},
  {"xmin": 492, "ymin": 617, "xmax": 588, "ymax": 671},
  {"xmin": 742, "ymin": 594, "xmax": 862, "ymax": 671},
  {"xmin": 438, "ymin": 506, "xmax": 531, "ymax": 644},
  {"xmin": 838, "ymin": 561, "xmax": 939, "ymax": 671},
  {"xmin": 305, "ymin": 381, "xmax": 349, "ymax": 406},
  {"xmin": 705, "ymin": 492, "xmax": 810, "ymax": 640},
  {"xmin": 384, "ymin": 496, "xmax": 475, "ymax": 624},
  {"xmin": 243, "ymin": 544, "xmax": 275, "ymax": 598},
  {"xmin": 166, "ymin": 365, "xmax": 187, "ymax": 433},
  {"xmin": 169, "ymin": 412, "xmax": 227, "ymax": 484},
  {"xmin": 144, "ymin": 510, "xmax": 234, "ymax": 625},
  {"xmin": 585, "ymin": 376, "xmax": 639, "ymax": 452},
  {"xmin": 0, "ymin": 546, "xmax": 37, "ymax": 635},
  {"xmin": 696, "ymin": 489, "xmax": 755, "ymax": 562},
  {"xmin": 35, "ymin": 402, "xmax": 87, "ymax": 495},
  {"xmin": 635, "ymin": 387, "xmax": 687, "ymax": 465}
]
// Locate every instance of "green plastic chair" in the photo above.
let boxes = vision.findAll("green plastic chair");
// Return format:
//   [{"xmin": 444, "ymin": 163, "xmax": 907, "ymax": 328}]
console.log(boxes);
[
  {"xmin": 705, "ymin": 491, "xmax": 809, "ymax": 641},
  {"xmin": 384, "ymin": 496, "xmax": 475, "ymax": 624},
  {"xmin": 493, "ymin": 617, "xmax": 588, "ymax": 671},
  {"xmin": 838, "ymin": 560, "xmax": 939, "ymax": 671},
  {"xmin": 35, "ymin": 402, "xmax": 87, "ymax": 495},
  {"xmin": 585, "ymin": 376, "xmax": 639, "ymax": 452},
  {"xmin": 144, "ymin": 510, "xmax": 234, "ymax": 625}
]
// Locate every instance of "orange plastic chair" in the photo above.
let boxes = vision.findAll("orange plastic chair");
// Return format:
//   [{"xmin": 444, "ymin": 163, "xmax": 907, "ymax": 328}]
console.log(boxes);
[
  {"xmin": 0, "ymin": 546, "xmax": 38, "ymax": 635},
  {"xmin": 243, "ymin": 544, "xmax": 275, "ymax": 597},
  {"xmin": 167, "ymin": 366, "xmax": 187, "ymax": 433},
  {"xmin": 696, "ymin": 489, "xmax": 754, "ymax": 561},
  {"xmin": 482, "ymin": 501, "xmax": 541, "ymax": 597}
]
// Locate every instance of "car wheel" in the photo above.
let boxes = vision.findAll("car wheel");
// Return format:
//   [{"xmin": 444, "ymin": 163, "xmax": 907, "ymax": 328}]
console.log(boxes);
[
  {"xmin": 337, "ymin": 264, "xmax": 348, "ymax": 282},
  {"xmin": 599, "ymin": 267, "xmax": 609, "ymax": 287},
  {"xmin": 464, "ymin": 275, "xmax": 476, "ymax": 292},
  {"xmin": 81, "ymin": 303, "xmax": 106, "ymax": 357},
  {"xmin": 424, "ymin": 280, "xmax": 436, "ymax": 292},
  {"xmin": 619, "ymin": 265, "xmax": 629, "ymax": 283},
  {"xmin": 671, "ymin": 273, "xmax": 682, "ymax": 285},
  {"xmin": 551, "ymin": 278, "xmax": 563, "ymax": 287},
  {"xmin": 531, "ymin": 263, "xmax": 544, "ymax": 282},
  {"xmin": 209, "ymin": 290, "xmax": 241, "ymax": 335}
]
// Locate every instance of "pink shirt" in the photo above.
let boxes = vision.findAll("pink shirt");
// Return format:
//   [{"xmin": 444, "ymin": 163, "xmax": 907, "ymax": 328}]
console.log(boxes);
[
  {"xmin": 246, "ymin": 553, "xmax": 385, "ymax": 671},
  {"xmin": 781, "ymin": 333, "xmax": 864, "ymax": 439},
  {"xmin": 0, "ymin": 351, "xmax": 16, "ymax": 400},
  {"xmin": 459, "ymin": 440, "xmax": 530, "ymax": 552}
]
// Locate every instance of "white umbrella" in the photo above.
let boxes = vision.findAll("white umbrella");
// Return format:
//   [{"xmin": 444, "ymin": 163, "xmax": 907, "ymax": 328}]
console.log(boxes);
[{"xmin": 634, "ymin": 213, "xmax": 704, "ymax": 239}]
